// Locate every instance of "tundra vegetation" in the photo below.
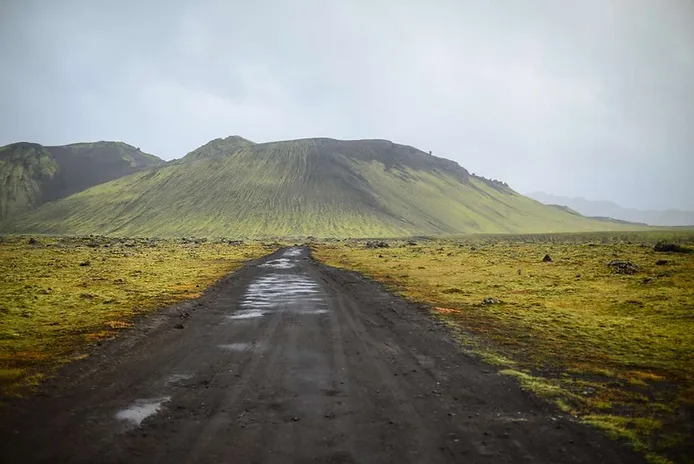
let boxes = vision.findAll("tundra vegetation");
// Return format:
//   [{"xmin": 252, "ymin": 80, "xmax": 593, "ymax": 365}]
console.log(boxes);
[
  {"xmin": 314, "ymin": 230, "xmax": 694, "ymax": 464},
  {"xmin": 0, "ymin": 235, "xmax": 274, "ymax": 399}
]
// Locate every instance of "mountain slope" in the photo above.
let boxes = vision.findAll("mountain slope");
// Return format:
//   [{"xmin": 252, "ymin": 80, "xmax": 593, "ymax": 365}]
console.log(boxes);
[
  {"xmin": 527, "ymin": 192, "xmax": 694, "ymax": 226},
  {"xmin": 0, "ymin": 141, "xmax": 164, "ymax": 221},
  {"xmin": 3, "ymin": 138, "xmax": 646, "ymax": 237},
  {"xmin": 181, "ymin": 135, "xmax": 255, "ymax": 162}
]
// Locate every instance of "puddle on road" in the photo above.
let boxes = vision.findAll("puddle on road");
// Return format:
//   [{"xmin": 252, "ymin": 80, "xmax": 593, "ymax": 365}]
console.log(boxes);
[
  {"xmin": 165, "ymin": 373, "xmax": 193, "ymax": 386},
  {"xmin": 218, "ymin": 343, "xmax": 252, "ymax": 351},
  {"xmin": 260, "ymin": 257, "xmax": 295, "ymax": 269},
  {"xmin": 115, "ymin": 396, "xmax": 171, "ymax": 426},
  {"xmin": 241, "ymin": 274, "xmax": 321, "ymax": 309},
  {"xmin": 282, "ymin": 248, "xmax": 303, "ymax": 257},
  {"xmin": 229, "ymin": 309, "xmax": 265, "ymax": 319},
  {"xmin": 258, "ymin": 247, "xmax": 304, "ymax": 269},
  {"xmin": 297, "ymin": 309, "xmax": 328, "ymax": 315},
  {"xmin": 229, "ymin": 247, "xmax": 328, "ymax": 320}
]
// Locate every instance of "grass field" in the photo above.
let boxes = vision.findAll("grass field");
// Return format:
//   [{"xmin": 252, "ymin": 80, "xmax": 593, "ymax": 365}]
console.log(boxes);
[
  {"xmin": 0, "ymin": 235, "xmax": 275, "ymax": 399},
  {"xmin": 314, "ymin": 230, "xmax": 694, "ymax": 464}
]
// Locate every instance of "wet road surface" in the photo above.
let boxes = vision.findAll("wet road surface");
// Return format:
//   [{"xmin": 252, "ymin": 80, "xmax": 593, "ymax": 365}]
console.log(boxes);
[{"xmin": 0, "ymin": 247, "xmax": 644, "ymax": 463}]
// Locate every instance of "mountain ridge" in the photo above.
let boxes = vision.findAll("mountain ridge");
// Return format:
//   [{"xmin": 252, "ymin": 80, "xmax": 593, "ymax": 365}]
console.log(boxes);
[
  {"xmin": 183, "ymin": 136, "xmax": 513, "ymax": 192},
  {"xmin": 0, "ymin": 141, "xmax": 164, "ymax": 221},
  {"xmin": 527, "ymin": 191, "xmax": 694, "ymax": 227},
  {"xmin": 1, "ymin": 136, "xmax": 647, "ymax": 237}
]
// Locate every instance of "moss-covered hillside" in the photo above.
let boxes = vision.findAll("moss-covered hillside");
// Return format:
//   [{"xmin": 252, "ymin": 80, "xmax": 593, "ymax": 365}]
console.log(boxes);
[
  {"xmin": 0, "ymin": 141, "xmax": 164, "ymax": 221},
  {"xmin": 2, "ymin": 137, "xmax": 646, "ymax": 237}
]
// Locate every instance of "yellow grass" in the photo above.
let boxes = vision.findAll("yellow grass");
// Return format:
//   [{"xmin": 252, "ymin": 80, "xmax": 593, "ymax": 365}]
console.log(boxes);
[
  {"xmin": 0, "ymin": 235, "xmax": 275, "ymax": 397},
  {"xmin": 314, "ymin": 232, "xmax": 694, "ymax": 463}
]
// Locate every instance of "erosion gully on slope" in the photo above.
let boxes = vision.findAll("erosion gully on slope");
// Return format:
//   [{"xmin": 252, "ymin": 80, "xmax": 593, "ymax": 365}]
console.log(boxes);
[{"xmin": 0, "ymin": 247, "xmax": 645, "ymax": 464}]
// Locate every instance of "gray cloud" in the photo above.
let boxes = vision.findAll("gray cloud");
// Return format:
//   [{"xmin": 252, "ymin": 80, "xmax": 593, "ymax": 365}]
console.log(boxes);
[{"xmin": 1, "ymin": 0, "xmax": 692, "ymax": 210}]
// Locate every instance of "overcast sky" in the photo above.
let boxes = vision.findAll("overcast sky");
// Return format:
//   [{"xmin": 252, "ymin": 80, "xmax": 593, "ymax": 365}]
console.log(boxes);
[{"xmin": 1, "ymin": 0, "xmax": 692, "ymax": 210}]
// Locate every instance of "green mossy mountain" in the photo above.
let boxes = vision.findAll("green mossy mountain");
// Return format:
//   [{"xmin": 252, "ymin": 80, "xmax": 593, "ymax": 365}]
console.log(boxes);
[
  {"xmin": 1, "ymin": 137, "xmax": 646, "ymax": 237},
  {"xmin": 181, "ymin": 135, "xmax": 255, "ymax": 162},
  {"xmin": 0, "ymin": 141, "xmax": 163, "ymax": 221}
]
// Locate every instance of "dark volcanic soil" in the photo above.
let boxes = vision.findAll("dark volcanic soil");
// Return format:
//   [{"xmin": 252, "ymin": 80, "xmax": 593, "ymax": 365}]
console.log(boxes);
[{"xmin": 0, "ymin": 247, "xmax": 644, "ymax": 463}]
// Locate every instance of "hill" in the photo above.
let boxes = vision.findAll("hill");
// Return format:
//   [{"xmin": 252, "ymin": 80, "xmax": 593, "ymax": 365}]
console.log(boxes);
[
  {"xmin": 527, "ymin": 191, "xmax": 694, "ymax": 227},
  {"xmin": 2, "ymin": 137, "xmax": 648, "ymax": 237},
  {"xmin": 0, "ymin": 141, "xmax": 164, "ymax": 221},
  {"xmin": 181, "ymin": 135, "xmax": 255, "ymax": 162}
]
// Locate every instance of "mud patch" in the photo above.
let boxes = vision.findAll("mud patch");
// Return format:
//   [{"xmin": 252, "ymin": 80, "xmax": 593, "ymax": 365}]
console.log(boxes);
[{"xmin": 115, "ymin": 396, "xmax": 171, "ymax": 427}]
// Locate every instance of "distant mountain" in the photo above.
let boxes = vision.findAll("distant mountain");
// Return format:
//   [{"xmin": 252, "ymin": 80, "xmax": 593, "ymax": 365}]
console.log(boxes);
[
  {"xmin": 526, "ymin": 192, "xmax": 694, "ymax": 227},
  {"xmin": 0, "ymin": 141, "xmax": 164, "ymax": 221},
  {"xmin": 1, "ymin": 137, "xmax": 648, "ymax": 237}
]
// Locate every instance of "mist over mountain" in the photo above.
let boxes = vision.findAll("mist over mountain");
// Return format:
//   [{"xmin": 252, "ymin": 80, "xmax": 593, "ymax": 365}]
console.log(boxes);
[{"xmin": 526, "ymin": 192, "xmax": 694, "ymax": 227}]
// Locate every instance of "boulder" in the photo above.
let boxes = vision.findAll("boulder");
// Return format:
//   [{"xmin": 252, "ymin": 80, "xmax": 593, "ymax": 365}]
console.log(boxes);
[
  {"xmin": 608, "ymin": 260, "xmax": 638, "ymax": 275},
  {"xmin": 654, "ymin": 242, "xmax": 692, "ymax": 254}
]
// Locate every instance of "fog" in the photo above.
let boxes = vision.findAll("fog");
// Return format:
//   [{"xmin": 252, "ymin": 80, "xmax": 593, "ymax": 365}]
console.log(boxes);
[{"xmin": 1, "ymin": 0, "xmax": 692, "ymax": 210}]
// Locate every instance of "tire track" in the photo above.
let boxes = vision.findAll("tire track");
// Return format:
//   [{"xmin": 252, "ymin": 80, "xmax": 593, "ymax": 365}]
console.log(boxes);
[{"xmin": 182, "ymin": 306, "xmax": 286, "ymax": 463}]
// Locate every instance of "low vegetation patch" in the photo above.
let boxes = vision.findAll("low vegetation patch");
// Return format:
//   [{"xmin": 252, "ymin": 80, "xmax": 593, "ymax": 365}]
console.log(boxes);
[
  {"xmin": 0, "ymin": 235, "xmax": 274, "ymax": 398},
  {"xmin": 314, "ymin": 230, "xmax": 694, "ymax": 464}
]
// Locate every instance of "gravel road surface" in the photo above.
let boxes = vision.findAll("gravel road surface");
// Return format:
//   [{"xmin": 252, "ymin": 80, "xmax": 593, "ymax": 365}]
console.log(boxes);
[{"xmin": 0, "ymin": 247, "xmax": 644, "ymax": 463}]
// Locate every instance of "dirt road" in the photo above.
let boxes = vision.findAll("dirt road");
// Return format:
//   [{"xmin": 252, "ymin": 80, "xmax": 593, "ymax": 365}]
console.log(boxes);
[{"xmin": 0, "ymin": 247, "xmax": 643, "ymax": 463}]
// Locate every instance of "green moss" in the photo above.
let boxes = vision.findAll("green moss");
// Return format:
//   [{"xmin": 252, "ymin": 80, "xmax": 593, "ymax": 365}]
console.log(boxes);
[
  {"xmin": 583, "ymin": 415, "xmax": 663, "ymax": 452},
  {"xmin": 479, "ymin": 352, "xmax": 516, "ymax": 367},
  {"xmin": 315, "ymin": 232, "xmax": 694, "ymax": 463},
  {"xmin": 499, "ymin": 369, "xmax": 567, "ymax": 399},
  {"xmin": 0, "ymin": 141, "xmax": 163, "ymax": 222},
  {"xmin": 0, "ymin": 236, "xmax": 275, "ymax": 397}
]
